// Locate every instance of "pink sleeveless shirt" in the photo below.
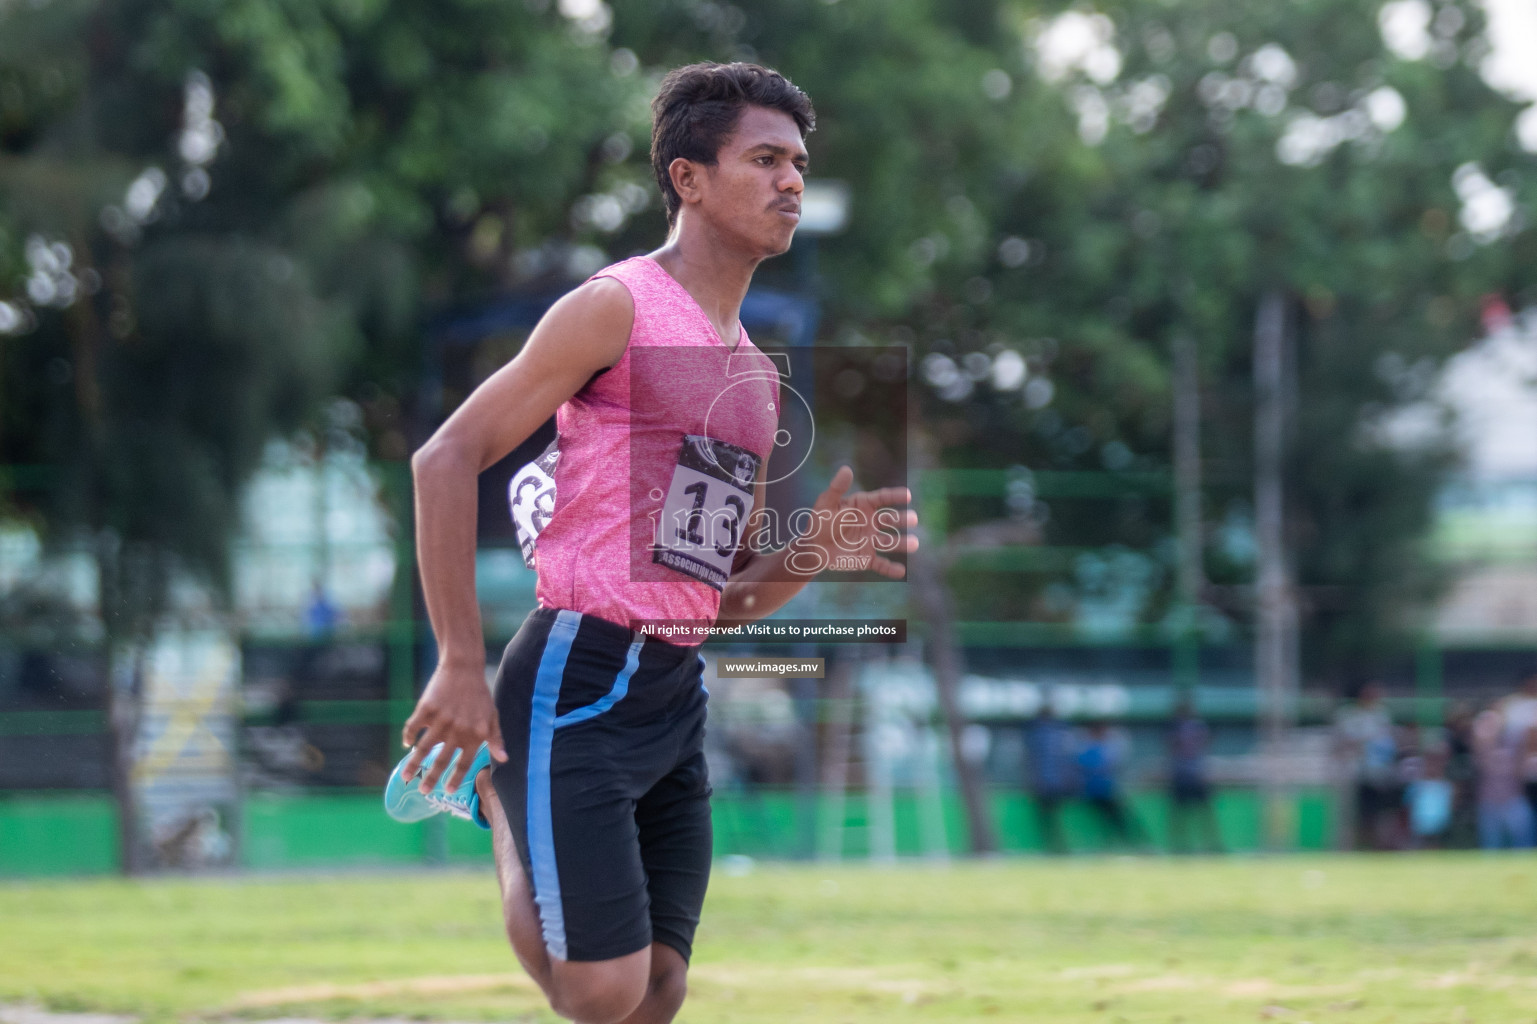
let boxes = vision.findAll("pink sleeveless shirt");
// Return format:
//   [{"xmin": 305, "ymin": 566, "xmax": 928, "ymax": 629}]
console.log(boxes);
[{"xmin": 532, "ymin": 257, "xmax": 781, "ymax": 630}]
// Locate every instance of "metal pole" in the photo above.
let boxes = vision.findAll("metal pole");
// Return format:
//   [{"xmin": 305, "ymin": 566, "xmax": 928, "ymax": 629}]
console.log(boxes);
[
  {"xmin": 818, "ymin": 650, "xmax": 857, "ymax": 861},
  {"xmin": 1254, "ymin": 290, "xmax": 1300, "ymax": 851},
  {"xmin": 1172, "ymin": 333, "xmax": 1204, "ymax": 694},
  {"xmin": 1415, "ymin": 641, "xmax": 1444, "ymax": 728}
]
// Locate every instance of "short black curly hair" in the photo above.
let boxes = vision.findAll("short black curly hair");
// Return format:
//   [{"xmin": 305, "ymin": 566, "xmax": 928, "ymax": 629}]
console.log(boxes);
[{"xmin": 651, "ymin": 62, "xmax": 816, "ymax": 227}]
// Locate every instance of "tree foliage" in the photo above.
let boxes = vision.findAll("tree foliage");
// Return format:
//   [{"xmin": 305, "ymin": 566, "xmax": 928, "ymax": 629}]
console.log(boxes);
[
  {"xmin": 612, "ymin": 0, "xmax": 1535, "ymax": 672},
  {"xmin": 2, "ymin": 0, "xmax": 1532, "ymax": 674},
  {"xmin": 0, "ymin": 0, "xmax": 648, "ymax": 630}
]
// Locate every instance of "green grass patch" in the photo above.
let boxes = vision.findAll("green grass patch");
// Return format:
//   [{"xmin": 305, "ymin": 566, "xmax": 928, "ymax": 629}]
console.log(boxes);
[{"xmin": 3, "ymin": 854, "xmax": 1536, "ymax": 1022}]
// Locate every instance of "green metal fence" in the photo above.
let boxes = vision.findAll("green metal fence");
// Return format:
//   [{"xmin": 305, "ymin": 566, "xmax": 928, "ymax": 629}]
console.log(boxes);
[{"xmin": 1, "ymin": 787, "xmax": 1336, "ymax": 877}]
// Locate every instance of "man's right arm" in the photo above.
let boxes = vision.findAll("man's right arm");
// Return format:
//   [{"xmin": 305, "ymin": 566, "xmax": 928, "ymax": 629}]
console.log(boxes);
[{"xmin": 401, "ymin": 277, "xmax": 633, "ymax": 795}]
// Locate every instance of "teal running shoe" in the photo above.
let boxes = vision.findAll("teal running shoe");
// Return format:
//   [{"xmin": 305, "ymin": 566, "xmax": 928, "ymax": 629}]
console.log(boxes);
[{"xmin": 383, "ymin": 742, "xmax": 492, "ymax": 830}]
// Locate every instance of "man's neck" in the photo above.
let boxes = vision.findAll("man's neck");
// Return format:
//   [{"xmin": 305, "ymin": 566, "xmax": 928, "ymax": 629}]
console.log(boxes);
[{"xmin": 649, "ymin": 223, "xmax": 763, "ymax": 346}]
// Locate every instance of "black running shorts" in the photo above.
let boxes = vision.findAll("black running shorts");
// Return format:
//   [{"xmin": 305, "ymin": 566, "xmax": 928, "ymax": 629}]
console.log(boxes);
[{"xmin": 490, "ymin": 606, "xmax": 712, "ymax": 963}]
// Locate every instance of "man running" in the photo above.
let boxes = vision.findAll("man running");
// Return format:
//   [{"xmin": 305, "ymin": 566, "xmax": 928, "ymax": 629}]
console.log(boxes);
[{"xmin": 385, "ymin": 62, "xmax": 916, "ymax": 1024}]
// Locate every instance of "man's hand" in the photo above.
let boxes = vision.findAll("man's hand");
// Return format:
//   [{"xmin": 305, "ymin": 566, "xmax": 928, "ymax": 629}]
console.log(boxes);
[
  {"xmin": 399, "ymin": 661, "xmax": 509, "ymax": 795},
  {"xmin": 718, "ymin": 466, "xmax": 919, "ymax": 622},
  {"xmin": 801, "ymin": 465, "xmax": 919, "ymax": 579}
]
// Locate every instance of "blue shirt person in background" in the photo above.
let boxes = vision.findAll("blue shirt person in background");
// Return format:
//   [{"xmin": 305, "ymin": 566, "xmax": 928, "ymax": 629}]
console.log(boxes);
[
  {"xmin": 1403, "ymin": 741, "xmax": 1455, "ymax": 848},
  {"xmin": 1023, "ymin": 703, "xmax": 1075, "ymax": 854},
  {"xmin": 1077, "ymin": 719, "xmax": 1142, "ymax": 850},
  {"xmin": 1333, "ymin": 681, "xmax": 1403, "ymax": 850},
  {"xmin": 1166, "ymin": 696, "xmax": 1224, "ymax": 854},
  {"xmin": 303, "ymin": 580, "xmax": 341, "ymax": 638}
]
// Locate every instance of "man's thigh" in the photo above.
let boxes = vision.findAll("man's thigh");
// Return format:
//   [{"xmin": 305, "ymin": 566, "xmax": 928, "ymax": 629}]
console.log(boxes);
[
  {"xmin": 636, "ymin": 748, "xmax": 713, "ymax": 965},
  {"xmin": 491, "ymin": 609, "xmax": 656, "ymax": 963},
  {"xmin": 493, "ymin": 607, "xmax": 714, "ymax": 966}
]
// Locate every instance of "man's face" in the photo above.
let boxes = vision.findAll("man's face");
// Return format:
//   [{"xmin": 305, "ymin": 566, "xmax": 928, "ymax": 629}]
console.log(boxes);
[{"xmin": 695, "ymin": 105, "xmax": 807, "ymax": 255}]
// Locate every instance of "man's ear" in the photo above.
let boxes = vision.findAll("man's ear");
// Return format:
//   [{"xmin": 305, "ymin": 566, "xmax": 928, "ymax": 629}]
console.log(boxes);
[{"xmin": 670, "ymin": 157, "xmax": 704, "ymax": 208}]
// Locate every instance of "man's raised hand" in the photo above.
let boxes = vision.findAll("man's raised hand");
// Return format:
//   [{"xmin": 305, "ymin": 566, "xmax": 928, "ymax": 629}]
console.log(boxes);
[{"xmin": 803, "ymin": 465, "xmax": 919, "ymax": 579}]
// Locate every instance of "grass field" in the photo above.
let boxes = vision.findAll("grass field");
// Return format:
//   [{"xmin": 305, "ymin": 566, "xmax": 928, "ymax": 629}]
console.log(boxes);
[{"xmin": 4, "ymin": 854, "xmax": 1537, "ymax": 1023}]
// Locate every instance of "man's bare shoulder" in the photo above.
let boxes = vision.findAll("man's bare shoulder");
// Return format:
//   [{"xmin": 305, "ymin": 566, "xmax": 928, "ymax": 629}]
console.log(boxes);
[
  {"xmin": 560, "ymin": 275, "xmax": 634, "ymax": 316},
  {"xmin": 528, "ymin": 276, "xmax": 635, "ymax": 370}
]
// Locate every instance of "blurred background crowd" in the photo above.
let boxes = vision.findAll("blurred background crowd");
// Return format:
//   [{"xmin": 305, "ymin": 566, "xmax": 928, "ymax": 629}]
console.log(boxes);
[
  {"xmin": 997, "ymin": 670, "xmax": 1537, "ymax": 856},
  {"xmin": 1, "ymin": 0, "xmax": 1535, "ymax": 874}
]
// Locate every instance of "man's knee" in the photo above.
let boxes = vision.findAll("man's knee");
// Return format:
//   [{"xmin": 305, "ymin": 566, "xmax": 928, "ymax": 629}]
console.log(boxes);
[
  {"xmin": 548, "ymin": 979, "xmax": 646, "ymax": 1024},
  {"xmin": 543, "ymin": 943, "xmax": 687, "ymax": 1024},
  {"xmin": 546, "ymin": 954, "xmax": 649, "ymax": 1024},
  {"xmin": 646, "ymin": 953, "xmax": 688, "ymax": 1017}
]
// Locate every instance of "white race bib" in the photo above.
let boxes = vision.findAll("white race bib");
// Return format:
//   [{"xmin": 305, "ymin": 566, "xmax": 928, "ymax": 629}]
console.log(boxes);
[
  {"xmin": 508, "ymin": 437, "xmax": 561, "ymax": 569},
  {"xmin": 652, "ymin": 434, "xmax": 760, "ymax": 590}
]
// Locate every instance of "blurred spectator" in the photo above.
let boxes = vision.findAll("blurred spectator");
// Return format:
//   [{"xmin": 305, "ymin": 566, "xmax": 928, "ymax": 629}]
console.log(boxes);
[
  {"xmin": 1443, "ymin": 701, "xmax": 1480, "ymax": 848},
  {"xmin": 1403, "ymin": 741, "xmax": 1455, "ymax": 849},
  {"xmin": 304, "ymin": 580, "xmax": 340, "ymax": 638},
  {"xmin": 1473, "ymin": 704, "xmax": 1535, "ymax": 850},
  {"xmin": 1023, "ymin": 704, "xmax": 1075, "ymax": 854},
  {"xmin": 1076, "ymin": 720, "xmax": 1141, "ymax": 850},
  {"xmin": 1334, "ymin": 682, "xmax": 1402, "ymax": 850},
  {"xmin": 1499, "ymin": 672, "xmax": 1537, "ymax": 827},
  {"xmin": 1166, "ymin": 696, "xmax": 1223, "ymax": 854}
]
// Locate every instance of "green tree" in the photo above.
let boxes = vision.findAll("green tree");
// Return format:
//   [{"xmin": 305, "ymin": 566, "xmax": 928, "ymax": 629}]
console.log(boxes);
[
  {"xmin": 610, "ymin": 0, "xmax": 1534, "ymax": 844},
  {"xmin": 5, "ymin": 0, "xmax": 1528, "ymax": 863},
  {"xmin": 618, "ymin": 0, "xmax": 1534, "ymax": 670},
  {"xmin": 1005, "ymin": 0, "xmax": 1534, "ymax": 677},
  {"xmin": 0, "ymin": 0, "xmax": 649, "ymax": 869}
]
